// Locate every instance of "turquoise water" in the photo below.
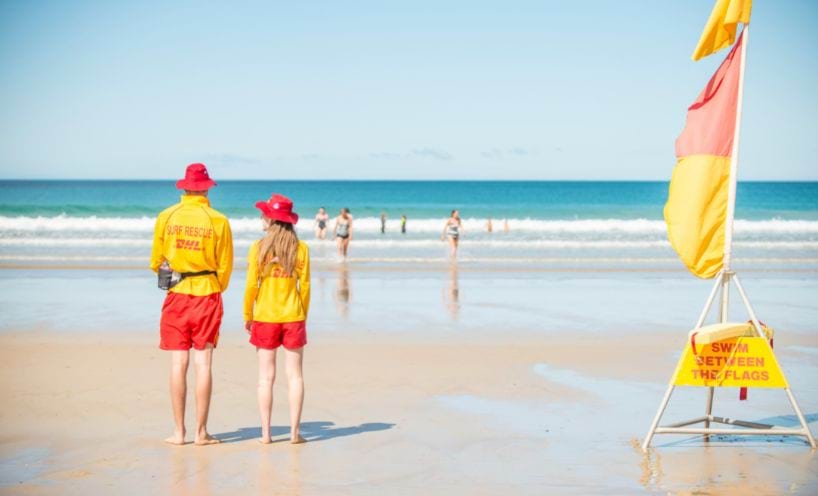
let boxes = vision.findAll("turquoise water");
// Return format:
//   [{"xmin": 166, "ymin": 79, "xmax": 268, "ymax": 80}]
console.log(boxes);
[
  {"xmin": 1, "ymin": 180, "xmax": 817, "ymax": 267},
  {"xmin": 1, "ymin": 180, "xmax": 817, "ymax": 219}
]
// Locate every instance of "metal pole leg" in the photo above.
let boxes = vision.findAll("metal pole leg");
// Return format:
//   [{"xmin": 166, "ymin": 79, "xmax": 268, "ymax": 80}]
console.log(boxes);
[
  {"xmin": 642, "ymin": 385, "xmax": 675, "ymax": 452},
  {"xmin": 732, "ymin": 273, "xmax": 766, "ymax": 338},
  {"xmin": 704, "ymin": 272, "xmax": 731, "ymax": 440},
  {"xmin": 704, "ymin": 387, "xmax": 715, "ymax": 441},
  {"xmin": 785, "ymin": 388, "xmax": 817, "ymax": 449},
  {"xmin": 696, "ymin": 271, "xmax": 724, "ymax": 329},
  {"xmin": 720, "ymin": 271, "xmax": 731, "ymax": 325}
]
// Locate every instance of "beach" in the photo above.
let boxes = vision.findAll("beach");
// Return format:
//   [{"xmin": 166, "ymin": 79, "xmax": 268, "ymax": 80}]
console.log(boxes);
[
  {"xmin": 3, "ymin": 0, "xmax": 818, "ymax": 491},
  {"xmin": 1, "ymin": 181, "xmax": 817, "ymax": 494},
  {"xmin": 1, "ymin": 266, "xmax": 817, "ymax": 495}
]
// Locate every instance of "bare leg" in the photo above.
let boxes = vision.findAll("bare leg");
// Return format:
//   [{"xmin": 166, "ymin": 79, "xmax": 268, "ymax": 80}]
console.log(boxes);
[
  {"xmin": 165, "ymin": 350, "xmax": 190, "ymax": 445},
  {"xmin": 336, "ymin": 237, "xmax": 344, "ymax": 257},
  {"xmin": 257, "ymin": 348, "xmax": 277, "ymax": 444},
  {"xmin": 342, "ymin": 238, "xmax": 350, "ymax": 258},
  {"xmin": 284, "ymin": 347, "xmax": 305, "ymax": 443},
  {"xmin": 193, "ymin": 344, "xmax": 219, "ymax": 445},
  {"xmin": 448, "ymin": 237, "xmax": 458, "ymax": 258}
]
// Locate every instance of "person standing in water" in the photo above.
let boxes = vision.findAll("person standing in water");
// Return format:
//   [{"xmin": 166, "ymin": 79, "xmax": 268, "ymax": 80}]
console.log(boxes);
[
  {"xmin": 333, "ymin": 208, "xmax": 353, "ymax": 259},
  {"xmin": 314, "ymin": 207, "xmax": 329, "ymax": 240},
  {"xmin": 401, "ymin": 214, "xmax": 407, "ymax": 234},
  {"xmin": 380, "ymin": 211, "xmax": 387, "ymax": 234},
  {"xmin": 441, "ymin": 209, "xmax": 462, "ymax": 258},
  {"xmin": 486, "ymin": 217, "xmax": 493, "ymax": 233},
  {"xmin": 150, "ymin": 163, "xmax": 233, "ymax": 446},
  {"xmin": 244, "ymin": 194, "xmax": 310, "ymax": 445}
]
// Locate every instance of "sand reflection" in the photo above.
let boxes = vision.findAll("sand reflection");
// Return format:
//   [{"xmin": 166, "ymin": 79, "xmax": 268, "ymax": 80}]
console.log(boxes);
[
  {"xmin": 256, "ymin": 445, "xmax": 303, "ymax": 495},
  {"xmin": 444, "ymin": 264, "xmax": 460, "ymax": 320},
  {"xmin": 168, "ymin": 448, "xmax": 212, "ymax": 496},
  {"xmin": 631, "ymin": 439, "xmax": 663, "ymax": 491},
  {"xmin": 334, "ymin": 265, "xmax": 351, "ymax": 319}
]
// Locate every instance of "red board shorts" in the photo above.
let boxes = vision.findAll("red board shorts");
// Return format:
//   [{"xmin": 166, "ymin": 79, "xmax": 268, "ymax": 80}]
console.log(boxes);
[
  {"xmin": 160, "ymin": 292, "xmax": 223, "ymax": 350},
  {"xmin": 250, "ymin": 321, "xmax": 307, "ymax": 350}
]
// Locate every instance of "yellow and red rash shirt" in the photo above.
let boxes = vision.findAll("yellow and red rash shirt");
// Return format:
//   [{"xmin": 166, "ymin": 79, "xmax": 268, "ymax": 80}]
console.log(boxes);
[
  {"xmin": 150, "ymin": 195, "xmax": 233, "ymax": 296},
  {"xmin": 243, "ymin": 240, "xmax": 310, "ymax": 323}
]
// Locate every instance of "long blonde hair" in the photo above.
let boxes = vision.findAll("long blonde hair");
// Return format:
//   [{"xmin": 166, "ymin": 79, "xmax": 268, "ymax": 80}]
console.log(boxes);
[{"xmin": 257, "ymin": 219, "xmax": 299, "ymax": 277}]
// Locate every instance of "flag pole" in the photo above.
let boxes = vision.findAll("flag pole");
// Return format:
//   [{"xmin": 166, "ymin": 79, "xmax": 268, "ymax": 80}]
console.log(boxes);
[
  {"xmin": 719, "ymin": 24, "xmax": 749, "ymax": 321},
  {"xmin": 707, "ymin": 25, "xmax": 750, "ymax": 439}
]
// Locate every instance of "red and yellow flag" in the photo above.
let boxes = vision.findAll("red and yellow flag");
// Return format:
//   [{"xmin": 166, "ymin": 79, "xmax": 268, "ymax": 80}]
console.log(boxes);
[
  {"xmin": 692, "ymin": 0, "xmax": 752, "ymax": 60},
  {"xmin": 664, "ymin": 32, "xmax": 744, "ymax": 278}
]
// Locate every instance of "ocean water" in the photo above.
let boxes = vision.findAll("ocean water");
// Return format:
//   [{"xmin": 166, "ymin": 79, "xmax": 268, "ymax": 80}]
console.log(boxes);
[{"xmin": 0, "ymin": 180, "xmax": 817, "ymax": 269}]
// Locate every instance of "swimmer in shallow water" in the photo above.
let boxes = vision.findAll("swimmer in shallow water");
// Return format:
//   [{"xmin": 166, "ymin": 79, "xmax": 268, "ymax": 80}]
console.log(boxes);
[
  {"xmin": 441, "ymin": 209, "xmax": 462, "ymax": 258},
  {"xmin": 314, "ymin": 207, "xmax": 329, "ymax": 240},
  {"xmin": 333, "ymin": 208, "xmax": 353, "ymax": 259}
]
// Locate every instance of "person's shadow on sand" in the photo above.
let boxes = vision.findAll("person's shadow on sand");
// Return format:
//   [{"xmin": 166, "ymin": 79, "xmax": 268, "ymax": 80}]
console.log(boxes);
[{"xmin": 215, "ymin": 421, "xmax": 395, "ymax": 444}]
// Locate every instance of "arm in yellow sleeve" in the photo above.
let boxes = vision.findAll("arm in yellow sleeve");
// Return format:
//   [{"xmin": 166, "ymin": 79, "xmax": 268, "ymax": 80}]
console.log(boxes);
[
  {"xmin": 243, "ymin": 242, "xmax": 259, "ymax": 322},
  {"xmin": 216, "ymin": 219, "xmax": 234, "ymax": 292},
  {"xmin": 150, "ymin": 214, "xmax": 165, "ymax": 272},
  {"xmin": 298, "ymin": 244, "xmax": 311, "ymax": 318}
]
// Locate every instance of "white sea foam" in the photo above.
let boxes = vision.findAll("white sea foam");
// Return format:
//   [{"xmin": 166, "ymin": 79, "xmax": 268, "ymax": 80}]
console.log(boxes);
[
  {"xmin": 2, "ymin": 237, "xmax": 817, "ymax": 250},
  {"xmin": 0, "ymin": 238, "xmax": 154, "ymax": 247},
  {"xmin": 1, "ymin": 215, "xmax": 818, "ymax": 235},
  {"xmin": 0, "ymin": 255, "xmax": 147, "ymax": 262},
  {"xmin": 2, "ymin": 254, "xmax": 816, "ymax": 265}
]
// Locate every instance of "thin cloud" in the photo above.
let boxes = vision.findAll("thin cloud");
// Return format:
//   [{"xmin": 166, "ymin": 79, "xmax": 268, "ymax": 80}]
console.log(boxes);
[
  {"xmin": 409, "ymin": 148, "xmax": 453, "ymax": 161},
  {"xmin": 481, "ymin": 147, "xmax": 531, "ymax": 160}
]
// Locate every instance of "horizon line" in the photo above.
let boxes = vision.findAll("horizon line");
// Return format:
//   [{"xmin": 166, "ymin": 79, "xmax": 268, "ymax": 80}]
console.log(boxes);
[{"xmin": 1, "ymin": 178, "xmax": 817, "ymax": 183}]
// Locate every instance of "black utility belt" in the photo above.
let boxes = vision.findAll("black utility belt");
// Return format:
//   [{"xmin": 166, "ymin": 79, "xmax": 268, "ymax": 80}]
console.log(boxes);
[{"xmin": 158, "ymin": 269, "xmax": 217, "ymax": 291}]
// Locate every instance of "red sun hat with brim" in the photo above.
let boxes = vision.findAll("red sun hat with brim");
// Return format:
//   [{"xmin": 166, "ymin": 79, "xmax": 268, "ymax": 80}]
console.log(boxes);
[
  {"xmin": 176, "ymin": 163, "xmax": 217, "ymax": 190},
  {"xmin": 256, "ymin": 194, "xmax": 299, "ymax": 225}
]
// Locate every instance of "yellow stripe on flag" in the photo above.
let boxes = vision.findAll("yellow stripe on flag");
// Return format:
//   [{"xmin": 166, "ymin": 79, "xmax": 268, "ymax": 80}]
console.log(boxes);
[
  {"xmin": 692, "ymin": 0, "xmax": 752, "ymax": 61},
  {"xmin": 664, "ymin": 155, "xmax": 730, "ymax": 279}
]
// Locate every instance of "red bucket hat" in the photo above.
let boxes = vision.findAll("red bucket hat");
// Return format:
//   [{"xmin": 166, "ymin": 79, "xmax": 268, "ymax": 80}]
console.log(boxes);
[
  {"xmin": 255, "ymin": 194, "xmax": 299, "ymax": 225},
  {"xmin": 176, "ymin": 163, "xmax": 217, "ymax": 191}
]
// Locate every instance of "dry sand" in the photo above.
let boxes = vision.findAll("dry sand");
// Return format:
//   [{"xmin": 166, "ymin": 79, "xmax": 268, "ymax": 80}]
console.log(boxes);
[{"xmin": 1, "ymin": 328, "xmax": 817, "ymax": 495}]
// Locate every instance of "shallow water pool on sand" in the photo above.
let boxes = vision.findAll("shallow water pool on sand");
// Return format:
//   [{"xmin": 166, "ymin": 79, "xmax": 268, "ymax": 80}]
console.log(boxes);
[
  {"xmin": 437, "ymin": 361, "xmax": 818, "ymax": 493},
  {"xmin": 1, "ymin": 267, "xmax": 817, "ymax": 337}
]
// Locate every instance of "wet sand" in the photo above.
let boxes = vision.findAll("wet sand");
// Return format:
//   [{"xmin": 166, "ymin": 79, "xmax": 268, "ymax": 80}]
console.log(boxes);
[
  {"xmin": 2, "ymin": 267, "xmax": 818, "ymax": 494},
  {"xmin": 1, "ymin": 326, "xmax": 817, "ymax": 495}
]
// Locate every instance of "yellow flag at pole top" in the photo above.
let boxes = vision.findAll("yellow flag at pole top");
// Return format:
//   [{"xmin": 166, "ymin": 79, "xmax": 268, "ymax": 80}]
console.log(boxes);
[{"xmin": 692, "ymin": 0, "xmax": 752, "ymax": 61}]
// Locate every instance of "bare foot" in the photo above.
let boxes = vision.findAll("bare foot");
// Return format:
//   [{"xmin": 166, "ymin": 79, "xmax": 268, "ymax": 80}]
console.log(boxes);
[
  {"xmin": 164, "ymin": 432, "xmax": 186, "ymax": 446},
  {"xmin": 290, "ymin": 435, "xmax": 307, "ymax": 445},
  {"xmin": 258, "ymin": 437, "xmax": 272, "ymax": 444},
  {"xmin": 194, "ymin": 434, "xmax": 221, "ymax": 446}
]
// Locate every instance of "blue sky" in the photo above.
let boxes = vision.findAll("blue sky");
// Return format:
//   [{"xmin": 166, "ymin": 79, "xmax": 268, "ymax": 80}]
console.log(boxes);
[{"xmin": 1, "ymin": 0, "xmax": 816, "ymax": 180}]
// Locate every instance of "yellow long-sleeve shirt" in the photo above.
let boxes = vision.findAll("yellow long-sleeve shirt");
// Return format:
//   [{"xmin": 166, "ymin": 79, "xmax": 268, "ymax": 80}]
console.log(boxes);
[
  {"xmin": 243, "ymin": 240, "xmax": 311, "ymax": 323},
  {"xmin": 150, "ymin": 195, "xmax": 233, "ymax": 296}
]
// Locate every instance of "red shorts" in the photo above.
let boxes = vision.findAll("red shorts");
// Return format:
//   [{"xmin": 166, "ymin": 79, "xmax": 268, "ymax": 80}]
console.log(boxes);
[
  {"xmin": 160, "ymin": 292, "xmax": 223, "ymax": 350},
  {"xmin": 250, "ymin": 321, "xmax": 307, "ymax": 350}
]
